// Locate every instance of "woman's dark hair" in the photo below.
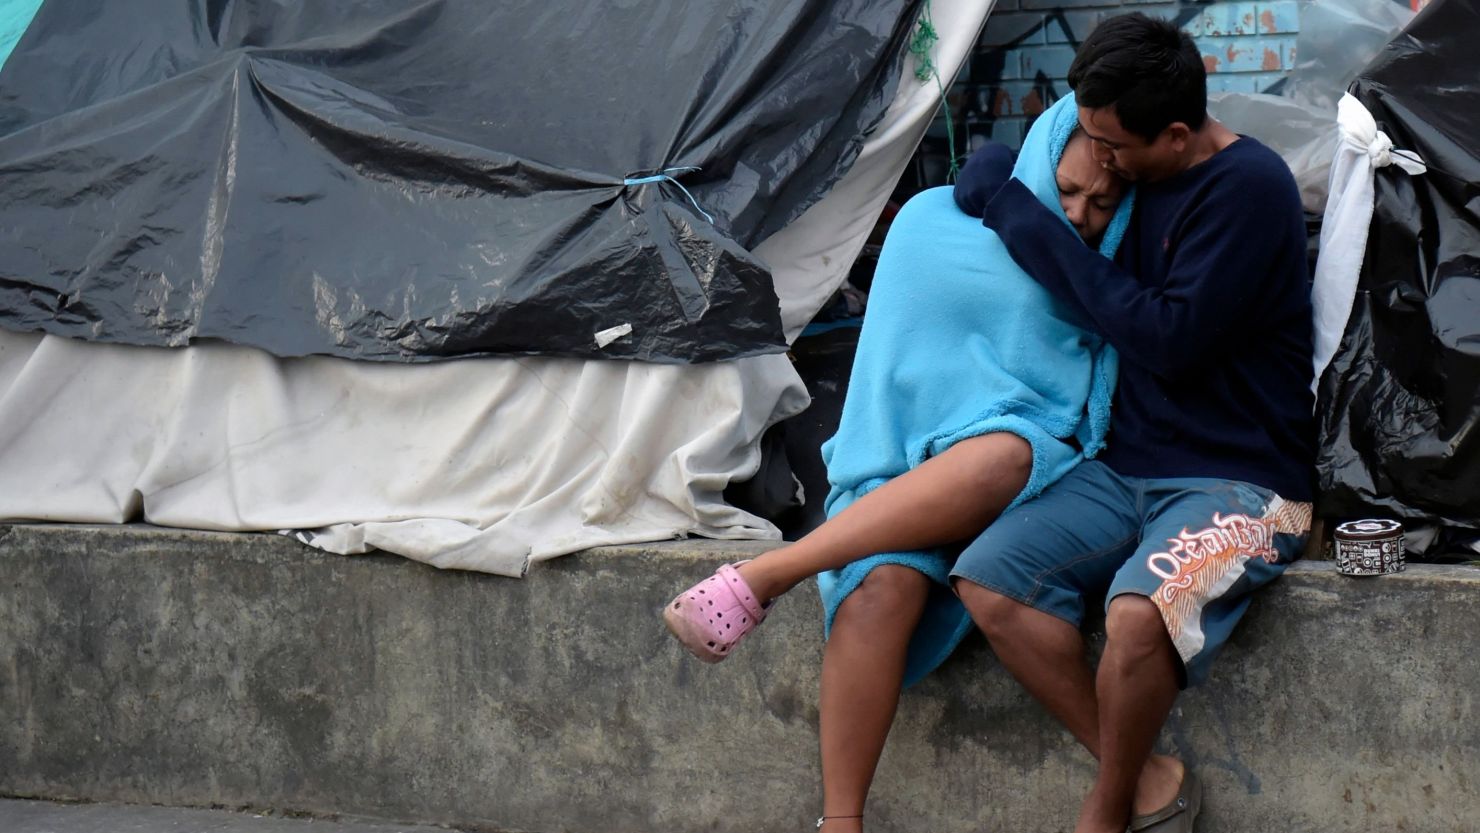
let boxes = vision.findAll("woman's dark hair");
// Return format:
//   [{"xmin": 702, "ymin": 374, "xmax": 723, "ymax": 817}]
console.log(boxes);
[{"xmin": 1067, "ymin": 13, "xmax": 1206, "ymax": 142}]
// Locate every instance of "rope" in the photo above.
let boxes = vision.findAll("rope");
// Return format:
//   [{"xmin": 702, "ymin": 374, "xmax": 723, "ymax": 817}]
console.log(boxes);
[
  {"xmin": 908, "ymin": 0, "xmax": 960, "ymax": 181},
  {"xmin": 623, "ymin": 166, "xmax": 715, "ymax": 224}
]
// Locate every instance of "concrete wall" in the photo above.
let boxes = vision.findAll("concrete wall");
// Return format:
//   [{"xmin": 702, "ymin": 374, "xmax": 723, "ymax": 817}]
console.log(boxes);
[{"xmin": 2, "ymin": 524, "xmax": 1477, "ymax": 833}]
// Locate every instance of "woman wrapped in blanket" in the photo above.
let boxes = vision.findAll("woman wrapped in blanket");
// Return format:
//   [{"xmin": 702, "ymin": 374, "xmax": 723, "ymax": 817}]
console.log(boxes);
[{"xmin": 662, "ymin": 95, "xmax": 1131, "ymax": 831}]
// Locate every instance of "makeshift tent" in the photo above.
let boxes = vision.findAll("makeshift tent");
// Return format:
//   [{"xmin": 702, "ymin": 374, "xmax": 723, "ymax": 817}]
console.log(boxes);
[
  {"xmin": 1313, "ymin": 0, "xmax": 1480, "ymax": 534},
  {"xmin": 0, "ymin": 0, "xmax": 993, "ymax": 576},
  {"xmin": 0, "ymin": 0, "xmax": 930, "ymax": 364}
]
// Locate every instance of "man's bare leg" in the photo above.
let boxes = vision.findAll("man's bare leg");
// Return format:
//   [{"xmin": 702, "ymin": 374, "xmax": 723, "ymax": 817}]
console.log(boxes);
[
  {"xmin": 816, "ymin": 565, "xmax": 932, "ymax": 832},
  {"xmin": 954, "ymin": 582, "xmax": 1183, "ymax": 828},
  {"xmin": 1074, "ymin": 595, "xmax": 1182, "ymax": 833},
  {"xmin": 737, "ymin": 433, "xmax": 1031, "ymax": 602}
]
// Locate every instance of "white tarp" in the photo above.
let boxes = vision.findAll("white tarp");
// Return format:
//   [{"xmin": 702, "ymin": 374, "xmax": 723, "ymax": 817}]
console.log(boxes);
[{"xmin": 0, "ymin": 1, "xmax": 990, "ymax": 577}]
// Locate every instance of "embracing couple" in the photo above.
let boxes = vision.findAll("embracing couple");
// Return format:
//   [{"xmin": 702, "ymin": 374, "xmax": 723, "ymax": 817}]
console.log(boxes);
[{"xmin": 664, "ymin": 14, "xmax": 1314, "ymax": 833}]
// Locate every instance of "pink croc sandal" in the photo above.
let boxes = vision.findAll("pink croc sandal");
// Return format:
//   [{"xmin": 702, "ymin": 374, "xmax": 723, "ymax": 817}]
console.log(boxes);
[{"xmin": 663, "ymin": 563, "xmax": 770, "ymax": 663}]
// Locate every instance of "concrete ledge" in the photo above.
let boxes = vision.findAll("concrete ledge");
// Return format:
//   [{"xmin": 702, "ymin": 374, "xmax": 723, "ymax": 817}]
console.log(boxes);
[
  {"xmin": 0, "ymin": 797, "xmax": 454, "ymax": 833},
  {"xmin": 1, "ymin": 524, "xmax": 1476, "ymax": 833}
]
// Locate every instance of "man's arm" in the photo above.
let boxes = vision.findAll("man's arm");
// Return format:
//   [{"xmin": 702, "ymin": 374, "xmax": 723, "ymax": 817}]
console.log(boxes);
[{"xmin": 981, "ymin": 175, "xmax": 1293, "ymax": 378}]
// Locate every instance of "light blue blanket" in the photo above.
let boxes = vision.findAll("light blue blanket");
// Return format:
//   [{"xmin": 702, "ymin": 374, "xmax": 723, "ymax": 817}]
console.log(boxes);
[
  {"xmin": 816, "ymin": 93, "xmax": 1133, "ymax": 687},
  {"xmin": 0, "ymin": 0, "xmax": 42, "ymax": 76}
]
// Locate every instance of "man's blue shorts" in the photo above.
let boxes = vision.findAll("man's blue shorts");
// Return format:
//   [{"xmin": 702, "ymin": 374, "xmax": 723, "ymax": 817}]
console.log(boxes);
[{"xmin": 950, "ymin": 461, "xmax": 1312, "ymax": 687}]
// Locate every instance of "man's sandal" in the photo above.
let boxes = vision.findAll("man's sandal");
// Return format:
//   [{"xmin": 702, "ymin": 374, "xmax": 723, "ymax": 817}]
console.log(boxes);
[
  {"xmin": 663, "ymin": 563, "xmax": 770, "ymax": 662},
  {"xmin": 1129, "ymin": 769, "xmax": 1202, "ymax": 833}
]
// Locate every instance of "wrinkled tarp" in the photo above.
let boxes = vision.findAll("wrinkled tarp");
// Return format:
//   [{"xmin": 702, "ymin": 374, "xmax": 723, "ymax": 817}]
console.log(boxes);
[
  {"xmin": 0, "ymin": 0, "xmax": 920, "ymax": 363},
  {"xmin": 1315, "ymin": 0, "xmax": 1480, "ymax": 528},
  {"xmin": 1281, "ymin": 0, "xmax": 1414, "ymax": 114},
  {"xmin": 1206, "ymin": 0, "xmax": 1414, "ymax": 217},
  {"xmin": 0, "ymin": 0, "xmax": 993, "ymax": 575},
  {"xmin": 1208, "ymin": 92, "xmax": 1336, "ymax": 214}
]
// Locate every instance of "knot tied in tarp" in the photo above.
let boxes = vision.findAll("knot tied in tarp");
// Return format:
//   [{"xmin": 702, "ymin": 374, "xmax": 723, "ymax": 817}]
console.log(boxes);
[
  {"xmin": 1337, "ymin": 93, "xmax": 1426, "ymax": 175},
  {"xmin": 622, "ymin": 166, "xmax": 715, "ymax": 224},
  {"xmin": 1310, "ymin": 92, "xmax": 1430, "ymax": 397}
]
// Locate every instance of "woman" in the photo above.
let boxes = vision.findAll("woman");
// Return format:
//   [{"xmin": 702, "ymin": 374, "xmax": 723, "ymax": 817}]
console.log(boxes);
[{"xmin": 664, "ymin": 94, "xmax": 1130, "ymax": 831}]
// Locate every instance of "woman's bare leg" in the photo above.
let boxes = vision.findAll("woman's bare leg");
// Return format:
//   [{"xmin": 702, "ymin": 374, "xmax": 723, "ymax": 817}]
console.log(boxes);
[
  {"xmin": 737, "ymin": 433, "xmax": 1031, "ymax": 602},
  {"xmin": 817, "ymin": 565, "xmax": 932, "ymax": 832}
]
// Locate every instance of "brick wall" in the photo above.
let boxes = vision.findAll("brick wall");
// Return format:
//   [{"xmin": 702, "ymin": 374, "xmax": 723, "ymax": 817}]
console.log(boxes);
[{"xmin": 903, "ymin": 0, "xmax": 1309, "ymax": 187}]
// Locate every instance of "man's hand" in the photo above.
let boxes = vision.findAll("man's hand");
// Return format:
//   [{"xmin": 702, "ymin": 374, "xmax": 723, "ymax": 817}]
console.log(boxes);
[{"xmin": 952, "ymin": 142, "xmax": 1017, "ymax": 217}]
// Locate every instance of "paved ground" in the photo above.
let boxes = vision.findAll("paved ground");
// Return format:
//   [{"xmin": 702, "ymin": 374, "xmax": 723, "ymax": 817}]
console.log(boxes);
[{"xmin": 0, "ymin": 799, "xmax": 469, "ymax": 833}]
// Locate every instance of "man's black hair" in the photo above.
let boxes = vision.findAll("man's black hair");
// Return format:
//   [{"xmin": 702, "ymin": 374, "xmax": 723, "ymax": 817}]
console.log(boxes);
[{"xmin": 1067, "ymin": 13, "xmax": 1207, "ymax": 142}]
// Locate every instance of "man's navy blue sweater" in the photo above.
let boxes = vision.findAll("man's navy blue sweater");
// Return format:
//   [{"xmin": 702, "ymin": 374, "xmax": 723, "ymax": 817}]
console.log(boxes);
[{"xmin": 957, "ymin": 137, "xmax": 1316, "ymax": 500}]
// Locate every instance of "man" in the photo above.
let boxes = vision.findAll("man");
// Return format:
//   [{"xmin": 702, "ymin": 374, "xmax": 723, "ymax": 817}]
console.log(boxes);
[{"xmin": 951, "ymin": 14, "xmax": 1314, "ymax": 833}]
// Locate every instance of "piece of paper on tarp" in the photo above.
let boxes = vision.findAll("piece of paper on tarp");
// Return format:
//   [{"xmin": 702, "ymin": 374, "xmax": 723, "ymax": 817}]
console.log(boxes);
[
  {"xmin": 1315, "ymin": 0, "xmax": 1480, "ymax": 530},
  {"xmin": 0, "ymin": 0, "xmax": 920, "ymax": 364}
]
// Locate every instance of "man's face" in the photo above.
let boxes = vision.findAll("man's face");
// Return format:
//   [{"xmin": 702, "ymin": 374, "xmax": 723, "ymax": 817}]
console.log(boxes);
[
  {"xmin": 1077, "ymin": 104, "xmax": 1184, "ymax": 183},
  {"xmin": 1057, "ymin": 133, "xmax": 1125, "ymax": 247}
]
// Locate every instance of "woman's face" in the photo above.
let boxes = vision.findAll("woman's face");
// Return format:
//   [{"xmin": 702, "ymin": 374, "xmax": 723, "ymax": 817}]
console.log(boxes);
[{"xmin": 1056, "ymin": 132, "xmax": 1125, "ymax": 247}]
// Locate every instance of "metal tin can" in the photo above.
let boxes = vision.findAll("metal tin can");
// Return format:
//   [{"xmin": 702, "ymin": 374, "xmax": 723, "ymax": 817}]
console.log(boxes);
[{"xmin": 1333, "ymin": 519, "xmax": 1405, "ymax": 576}]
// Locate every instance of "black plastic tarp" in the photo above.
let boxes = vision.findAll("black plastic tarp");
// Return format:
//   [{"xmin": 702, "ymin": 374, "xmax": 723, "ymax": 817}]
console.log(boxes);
[
  {"xmin": 0, "ymin": 0, "xmax": 920, "ymax": 363},
  {"xmin": 1315, "ymin": 0, "xmax": 1480, "ymax": 529}
]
